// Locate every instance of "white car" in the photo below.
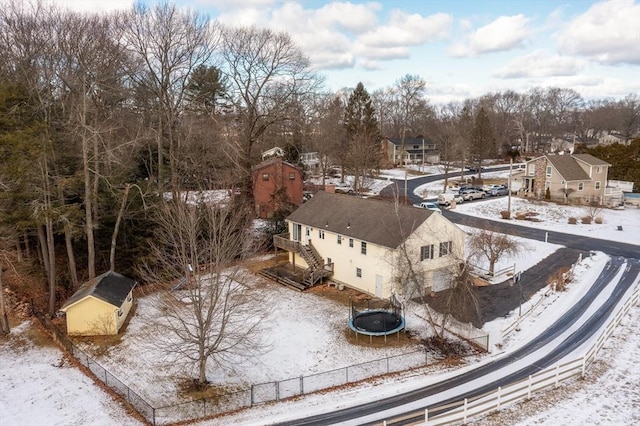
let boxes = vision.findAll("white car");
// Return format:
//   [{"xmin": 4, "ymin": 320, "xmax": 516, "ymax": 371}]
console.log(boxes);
[
  {"xmin": 414, "ymin": 201, "xmax": 442, "ymax": 214},
  {"xmin": 437, "ymin": 192, "xmax": 464, "ymax": 206}
]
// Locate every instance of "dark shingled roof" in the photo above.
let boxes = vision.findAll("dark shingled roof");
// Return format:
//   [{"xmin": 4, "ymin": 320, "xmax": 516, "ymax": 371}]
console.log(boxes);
[
  {"xmin": 61, "ymin": 271, "xmax": 136, "ymax": 310},
  {"xmin": 546, "ymin": 155, "xmax": 590, "ymax": 182},
  {"xmin": 287, "ymin": 191, "xmax": 434, "ymax": 249}
]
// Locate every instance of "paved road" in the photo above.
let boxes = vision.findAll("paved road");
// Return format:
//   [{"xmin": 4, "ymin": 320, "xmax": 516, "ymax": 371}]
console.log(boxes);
[
  {"xmin": 273, "ymin": 169, "xmax": 640, "ymax": 425},
  {"xmin": 379, "ymin": 166, "xmax": 511, "ymax": 205},
  {"xmin": 276, "ymin": 257, "xmax": 640, "ymax": 426},
  {"xmin": 443, "ymin": 210, "xmax": 639, "ymax": 258}
]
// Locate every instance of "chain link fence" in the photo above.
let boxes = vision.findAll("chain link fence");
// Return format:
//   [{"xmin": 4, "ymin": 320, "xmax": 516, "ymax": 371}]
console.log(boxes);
[{"xmin": 31, "ymin": 299, "xmax": 439, "ymax": 425}]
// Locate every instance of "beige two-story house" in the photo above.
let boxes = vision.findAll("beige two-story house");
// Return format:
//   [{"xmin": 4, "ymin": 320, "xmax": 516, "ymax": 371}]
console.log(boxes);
[
  {"xmin": 522, "ymin": 153, "xmax": 616, "ymax": 204},
  {"xmin": 275, "ymin": 191, "xmax": 465, "ymax": 299}
]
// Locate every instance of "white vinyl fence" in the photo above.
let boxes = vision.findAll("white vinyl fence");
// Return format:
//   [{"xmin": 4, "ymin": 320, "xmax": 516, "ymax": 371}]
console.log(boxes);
[{"xmin": 374, "ymin": 281, "xmax": 639, "ymax": 426}]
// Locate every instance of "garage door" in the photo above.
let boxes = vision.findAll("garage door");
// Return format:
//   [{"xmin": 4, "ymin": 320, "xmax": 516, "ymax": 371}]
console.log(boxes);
[{"xmin": 431, "ymin": 269, "xmax": 452, "ymax": 292}]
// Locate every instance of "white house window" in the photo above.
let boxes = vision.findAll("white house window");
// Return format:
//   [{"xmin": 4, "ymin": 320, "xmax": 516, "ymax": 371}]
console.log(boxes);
[
  {"xmin": 306, "ymin": 227, "xmax": 310, "ymax": 237},
  {"xmin": 596, "ymin": 166, "xmax": 601, "ymax": 173},
  {"xmin": 361, "ymin": 242, "xmax": 367, "ymax": 255},
  {"xmin": 528, "ymin": 164, "xmax": 535, "ymax": 176},
  {"xmin": 337, "ymin": 235, "xmax": 342, "ymax": 245},
  {"xmin": 289, "ymin": 172, "xmax": 295, "ymax": 180},
  {"xmin": 546, "ymin": 166, "xmax": 552, "ymax": 177},
  {"xmin": 595, "ymin": 181, "xmax": 601, "ymax": 190},
  {"xmin": 439, "ymin": 241, "xmax": 452, "ymax": 257},
  {"xmin": 578, "ymin": 182, "xmax": 584, "ymax": 191},
  {"xmin": 349, "ymin": 238, "xmax": 353, "ymax": 248},
  {"xmin": 327, "ymin": 257, "xmax": 332, "ymax": 265},
  {"xmin": 356, "ymin": 267, "xmax": 362, "ymax": 278},
  {"xmin": 318, "ymin": 230, "xmax": 325, "ymax": 239},
  {"xmin": 262, "ymin": 173, "xmax": 269, "ymax": 181},
  {"xmin": 420, "ymin": 245, "xmax": 434, "ymax": 261}
]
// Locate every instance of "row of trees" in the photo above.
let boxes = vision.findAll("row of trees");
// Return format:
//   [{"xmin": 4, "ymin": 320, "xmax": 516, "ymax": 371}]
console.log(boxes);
[{"xmin": 1, "ymin": 1, "xmax": 638, "ymax": 320}]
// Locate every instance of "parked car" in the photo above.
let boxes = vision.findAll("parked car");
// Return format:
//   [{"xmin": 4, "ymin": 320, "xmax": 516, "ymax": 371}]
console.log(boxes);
[
  {"xmin": 414, "ymin": 201, "xmax": 442, "ymax": 213},
  {"xmin": 467, "ymin": 166, "xmax": 484, "ymax": 172},
  {"xmin": 437, "ymin": 192, "xmax": 464, "ymax": 206},
  {"xmin": 460, "ymin": 188, "xmax": 486, "ymax": 201},
  {"xmin": 488, "ymin": 185, "xmax": 509, "ymax": 196},
  {"xmin": 334, "ymin": 184, "xmax": 354, "ymax": 194},
  {"xmin": 460, "ymin": 184, "xmax": 484, "ymax": 192}
]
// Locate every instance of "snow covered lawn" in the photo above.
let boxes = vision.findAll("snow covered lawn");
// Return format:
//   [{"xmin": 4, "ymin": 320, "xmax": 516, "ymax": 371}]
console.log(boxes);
[
  {"xmin": 0, "ymin": 322, "xmax": 142, "ymax": 426},
  {"xmin": 2, "ymin": 164, "xmax": 638, "ymax": 425}
]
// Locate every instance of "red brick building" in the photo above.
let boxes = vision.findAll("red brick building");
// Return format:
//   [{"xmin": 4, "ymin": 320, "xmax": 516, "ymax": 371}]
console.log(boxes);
[{"xmin": 252, "ymin": 157, "xmax": 303, "ymax": 218}]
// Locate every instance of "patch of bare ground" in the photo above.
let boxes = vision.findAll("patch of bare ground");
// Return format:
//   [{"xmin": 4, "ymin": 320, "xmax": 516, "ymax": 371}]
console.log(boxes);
[
  {"xmin": 307, "ymin": 282, "xmax": 369, "ymax": 306},
  {"xmin": 244, "ymin": 253, "xmax": 287, "ymax": 274},
  {"xmin": 341, "ymin": 325, "xmax": 417, "ymax": 348},
  {"xmin": 178, "ymin": 378, "xmax": 245, "ymax": 401}
]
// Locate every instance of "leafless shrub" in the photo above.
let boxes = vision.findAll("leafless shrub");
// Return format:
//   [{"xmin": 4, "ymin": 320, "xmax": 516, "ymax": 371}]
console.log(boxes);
[
  {"xmin": 594, "ymin": 216, "xmax": 603, "ymax": 224},
  {"xmin": 547, "ymin": 267, "xmax": 571, "ymax": 292},
  {"xmin": 581, "ymin": 216, "xmax": 592, "ymax": 224},
  {"xmin": 499, "ymin": 210, "xmax": 510, "ymax": 219},
  {"xmin": 568, "ymin": 217, "xmax": 577, "ymax": 224}
]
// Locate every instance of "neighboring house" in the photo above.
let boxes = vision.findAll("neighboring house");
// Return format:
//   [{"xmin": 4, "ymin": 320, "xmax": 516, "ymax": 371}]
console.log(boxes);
[
  {"xmin": 274, "ymin": 191, "xmax": 465, "ymax": 299},
  {"xmin": 521, "ymin": 153, "xmax": 621, "ymax": 205},
  {"xmin": 597, "ymin": 132, "xmax": 625, "ymax": 146},
  {"xmin": 300, "ymin": 151, "xmax": 321, "ymax": 176},
  {"xmin": 381, "ymin": 137, "xmax": 440, "ymax": 166},
  {"xmin": 59, "ymin": 271, "xmax": 136, "ymax": 336},
  {"xmin": 252, "ymin": 157, "xmax": 303, "ymax": 218},
  {"xmin": 549, "ymin": 136, "xmax": 574, "ymax": 154},
  {"xmin": 261, "ymin": 146, "xmax": 285, "ymax": 160}
]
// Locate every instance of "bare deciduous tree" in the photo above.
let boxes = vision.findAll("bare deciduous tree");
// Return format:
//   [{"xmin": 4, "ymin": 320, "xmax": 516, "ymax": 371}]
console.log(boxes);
[
  {"xmin": 468, "ymin": 229, "xmax": 522, "ymax": 276},
  {"xmin": 584, "ymin": 201, "xmax": 604, "ymax": 222},
  {"xmin": 393, "ymin": 74, "xmax": 426, "ymax": 165},
  {"xmin": 220, "ymin": 26, "xmax": 320, "ymax": 202},
  {"xmin": 138, "ymin": 195, "xmax": 268, "ymax": 387},
  {"xmin": 123, "ymin": 2, "xmax": 217, "ymax": 192}
]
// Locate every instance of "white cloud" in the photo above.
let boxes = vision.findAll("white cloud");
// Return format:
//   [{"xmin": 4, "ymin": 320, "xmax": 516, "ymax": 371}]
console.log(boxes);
[
  {"xmin": 41, "ymin": 0, "xmax": 133, "ymax": 13},
  {"xmin": 493, "ymin": 50, "xmax": 583, "ymax": 78},
  {"xmin": 450, "ymin": 14, "xmax": 531, "ymax": 57},
  {"xmin": 357, "ymin": 10, "xmax": 452, "ymax": 48},
  {"xmin": 555, "ymin": 0, "xmax": 640, "ymax": 65},
  {"xmin": 353, "ymin": 43, "xmax": 410, "ymax": 61}
]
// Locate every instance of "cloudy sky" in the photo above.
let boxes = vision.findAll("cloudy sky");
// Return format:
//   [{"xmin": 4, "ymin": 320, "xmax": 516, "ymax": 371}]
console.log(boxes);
[{"xmin": 23, "ymin": 0, "xmax": 640, "ymax": 103}]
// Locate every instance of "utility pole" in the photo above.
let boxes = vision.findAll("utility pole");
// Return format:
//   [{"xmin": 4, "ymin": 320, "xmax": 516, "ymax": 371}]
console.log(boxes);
[
  {"xmin": 508, "ymin": 157, "xmax": 513, "ymax": 217},
  {"xmin": 404, "ymin": 172, "xmax": 408, "ymax": 201}
]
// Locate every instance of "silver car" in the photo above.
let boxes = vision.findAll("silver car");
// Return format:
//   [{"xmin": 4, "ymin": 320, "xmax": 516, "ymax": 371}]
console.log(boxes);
[{"xmin": 460, "ymin": 189, "xmax": 486, "ymax": 201}]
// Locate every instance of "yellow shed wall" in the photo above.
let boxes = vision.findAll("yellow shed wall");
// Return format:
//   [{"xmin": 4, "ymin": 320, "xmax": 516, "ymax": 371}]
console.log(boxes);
[{"xmin": 65, "ymin": 297, "xmax": 118, "ymax": 336}]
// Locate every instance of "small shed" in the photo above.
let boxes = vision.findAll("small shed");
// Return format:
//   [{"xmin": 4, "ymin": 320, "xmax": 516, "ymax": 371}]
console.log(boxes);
[{"xmin": 59, "ymin": 271, "xmax": 136, "ymax": 336}]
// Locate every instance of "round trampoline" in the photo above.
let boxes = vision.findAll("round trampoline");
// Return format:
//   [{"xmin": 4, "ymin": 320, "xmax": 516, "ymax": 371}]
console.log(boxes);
[
  {"xmin": 349, "ymin": 310, "xmax": 405, "ymax": 335},
  {"xmin": 348, "ymin": 297, "xmax": 405, "ymax": 343}
]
